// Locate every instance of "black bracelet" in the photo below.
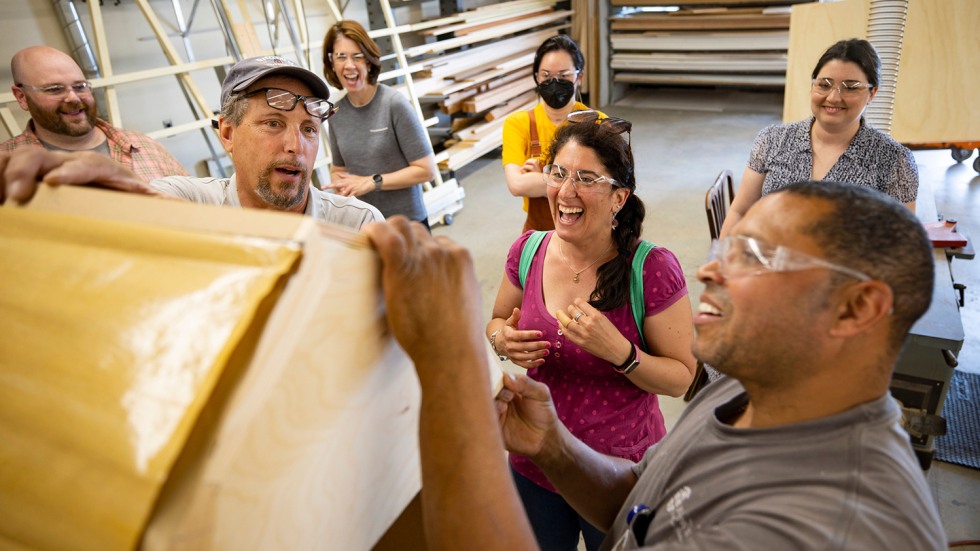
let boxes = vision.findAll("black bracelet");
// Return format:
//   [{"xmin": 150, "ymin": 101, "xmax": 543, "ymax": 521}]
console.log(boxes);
[{"xmin": 611, "ymin": 344, "xmax": 637, "ymax": 373}]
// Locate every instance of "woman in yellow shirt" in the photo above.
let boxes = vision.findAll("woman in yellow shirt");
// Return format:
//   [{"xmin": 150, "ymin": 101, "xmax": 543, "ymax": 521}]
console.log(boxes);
[{"xmin": 502, "ymin": 35, "xmax": 603, "ymax": 233}]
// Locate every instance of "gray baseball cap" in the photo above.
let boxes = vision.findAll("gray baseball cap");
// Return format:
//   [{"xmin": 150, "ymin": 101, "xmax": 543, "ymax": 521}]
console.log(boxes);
[{"xmin": 220, "ymin": 56, "xmax": 330, "ymax": 106}]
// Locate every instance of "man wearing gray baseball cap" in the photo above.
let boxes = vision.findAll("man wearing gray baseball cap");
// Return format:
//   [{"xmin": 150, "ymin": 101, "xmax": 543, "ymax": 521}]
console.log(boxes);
[{"xmin": 1, "ymin": 56, "xmax": 383, "ymax": 229}]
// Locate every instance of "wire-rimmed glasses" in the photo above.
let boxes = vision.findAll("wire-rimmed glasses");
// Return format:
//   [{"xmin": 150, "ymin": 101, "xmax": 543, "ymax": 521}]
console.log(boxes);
[
  {"xmin": 244, "ymin": 87, "xmax": 337, "ymax": 120},
  {"xmin": 709, "ymin": 235, "xmax": 871, "ymax": 281}
]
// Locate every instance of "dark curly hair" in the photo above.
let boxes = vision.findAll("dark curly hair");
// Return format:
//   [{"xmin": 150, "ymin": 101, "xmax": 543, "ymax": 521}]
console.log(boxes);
[{"xmin": 547, "ymin": 120, "xmax": 644, "ymax": 311}]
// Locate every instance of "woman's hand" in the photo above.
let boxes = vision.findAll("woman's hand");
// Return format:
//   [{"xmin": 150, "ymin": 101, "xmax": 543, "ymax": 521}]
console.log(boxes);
[
  {"xmin": 557, "ymin": 298, "xmax": 632, "ymax": 366},
  {"xmin": 497, "ymin": 307, "xmax": 551, "ymax": 370},
  {"xmin": 326, "ymin": 172, "xmax": 374, "ymax": 197},
  {"xmin": 520, "ymin": 158, "xmax": 542, "ymax": 174}
]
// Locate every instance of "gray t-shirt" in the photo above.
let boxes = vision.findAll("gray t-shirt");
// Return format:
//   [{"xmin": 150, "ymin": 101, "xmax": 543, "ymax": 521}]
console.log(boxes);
[
  {"xmin": 748, "ymin": 117, "xmax": 918, "ymax": 204},
  {"xmin": 149, "ymin": 174, "xmax": 383, "ymax": 229},
  {"xmin": 326, "ymin": 84, "xmax": 433, "ymax": 221},
  {"xmin": 601, "ymin": 376, "xmax": 946, "ymax": 551}
]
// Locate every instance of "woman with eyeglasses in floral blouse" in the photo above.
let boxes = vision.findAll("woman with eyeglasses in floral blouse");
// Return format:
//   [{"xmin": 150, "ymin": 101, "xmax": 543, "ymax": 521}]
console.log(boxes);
[{"xmin": 722, "ymin": 38, "xmax": 918, "ymax": 237}]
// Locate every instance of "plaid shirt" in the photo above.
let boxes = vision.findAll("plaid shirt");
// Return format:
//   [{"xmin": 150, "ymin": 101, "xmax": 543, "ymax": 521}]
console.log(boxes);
[{"xmin": 1, "ymin": 119, "xmax": 188, "ymax": 182}]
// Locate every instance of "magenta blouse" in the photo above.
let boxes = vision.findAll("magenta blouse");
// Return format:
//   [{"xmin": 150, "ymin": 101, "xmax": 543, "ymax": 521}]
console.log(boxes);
[{"xmin": 505, "ymin": 231, "xmax": 688, "ymax": 491}]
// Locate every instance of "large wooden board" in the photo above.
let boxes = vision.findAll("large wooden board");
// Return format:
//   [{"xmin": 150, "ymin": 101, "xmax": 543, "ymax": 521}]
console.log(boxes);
[
  {"xmin": 784, "ymin": 0, "xmax": 979, "ymax": 143},
  {"xmin": 0, "ymin": 187, "xmax": 434, "ymax": 550},
  {"xmin": 890, "ymin": 0, "xmax": 980, "ymax": 143},
  {"xmin": 0, "ymin": 196, "xmax": 302, "ymax": 551}
]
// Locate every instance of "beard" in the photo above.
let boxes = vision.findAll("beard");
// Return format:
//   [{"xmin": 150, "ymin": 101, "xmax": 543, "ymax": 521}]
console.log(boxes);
[
  {"xmin": 26, "ymin": 95, "xmax": 98, "ymax": 137},
  {"xmin": 254, "ymin": 161, "xmax": 309, "ymax": 210}
]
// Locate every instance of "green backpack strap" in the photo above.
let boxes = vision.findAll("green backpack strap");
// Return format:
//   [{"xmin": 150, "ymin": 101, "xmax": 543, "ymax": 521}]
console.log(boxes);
[
  {"xmin": 631, "ymin": 240, "xmax": 655, "ymax": 352},
  {"xmin": 521, "ymin": 233, "xmax": 652, "ymax": 351},
  {"xmin": 518, "ymin": 231, "xmax": 548, "ymax": 289}
]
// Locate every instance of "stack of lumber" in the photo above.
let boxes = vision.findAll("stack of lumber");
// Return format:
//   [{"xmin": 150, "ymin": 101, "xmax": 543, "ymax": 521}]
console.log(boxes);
[
  {"xmin": 398, "ymin": 0, "xmax": 571, "ymax": 172},
  {"xmin": 609, "ymin": 1, "xmax": 815, "ymax": 88}
]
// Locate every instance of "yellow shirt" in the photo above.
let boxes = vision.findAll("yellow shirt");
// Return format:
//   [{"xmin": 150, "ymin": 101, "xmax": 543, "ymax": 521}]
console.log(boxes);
[{"xmin": 501, "ymin": 102, "xmax": 605, "ymax": 212}]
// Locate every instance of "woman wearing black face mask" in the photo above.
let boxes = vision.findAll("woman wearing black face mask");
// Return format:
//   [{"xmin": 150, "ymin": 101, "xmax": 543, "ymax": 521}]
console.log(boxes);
[{"xmin": 502, "ymin": 35, "xmax": 603, "ymax": 233}]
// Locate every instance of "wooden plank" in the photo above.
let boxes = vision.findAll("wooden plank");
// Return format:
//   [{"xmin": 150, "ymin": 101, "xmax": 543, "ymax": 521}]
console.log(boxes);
[
  {"xmin": 612, "ymin": 0, "xmax": 806, "ymax": 5},
  {"xmin": 135, "ymin": 0, "xmax": 214, "ymax": 120},
  {"xmin": 401, "ymin": 12, "xmax": 571, "ymax": 58},
  {"xmin": 462, "ymin": 79, "xmax": 537, "ymax": 113},
  {"xmin": 610, "ymin": 13, "xmax": 790, "ymax": 31},
  {"xmin": 610, "ymin": 30, "xmax": 789, "ymax": 51},
  {"xmin": 418, "ymin": 30, "xmax": 554, "ymax": 79},
  {"xmin": 891, "ymin": 0, "xmax": 980, "ymax": 143},
  {"xmin": 427, "ymin": 8, "xmax": 554, "ymax": 38},
  {"xmin": 86, "ymin": 0, "xmax": 122, "ymax": 126},
  {"xmin": 614, "ymin": 71, "xmax": 786, "ymax": 87},
  {"xmin": 0, "ymin": 107, "xmax": 21, "ymax": 138},
  {"xmin": 485, "ymin": 92, "xmax": 538, "ymax": 122},
  {"xmin": 611, "ymin": 52, "xmax": 787, "ymax": 72}
]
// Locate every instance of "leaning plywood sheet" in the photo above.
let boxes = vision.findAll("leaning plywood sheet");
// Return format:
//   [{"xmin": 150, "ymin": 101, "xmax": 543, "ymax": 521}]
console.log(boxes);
[
  {"xmin": 890, "ymin": 0, "xmax": 980, "ymax": 143},
  {"xmin": 142, "ymin": 219, "xmax": 423, "ymax": 550},
  {"xmin": 784, "ymin": 0, "xmax": 978, "ymax": 143},
  {"xmin": 0, "ymin": 204, "xmax": 301, "ymax": 551},
  {"xmin": 6, "ymin": 185, "xmax": 503, "ymax": 550}
]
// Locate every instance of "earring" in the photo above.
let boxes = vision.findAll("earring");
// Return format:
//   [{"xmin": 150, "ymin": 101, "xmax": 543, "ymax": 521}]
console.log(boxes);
[{"xmin": 611, "ymin": 209, "xmax": 620, "ymax": 230}]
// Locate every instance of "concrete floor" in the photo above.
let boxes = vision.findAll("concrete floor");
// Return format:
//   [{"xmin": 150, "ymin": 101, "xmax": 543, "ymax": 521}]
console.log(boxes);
[{"xmin": 433, "ymin": 88, "xmax": 980, "ymax": 547}]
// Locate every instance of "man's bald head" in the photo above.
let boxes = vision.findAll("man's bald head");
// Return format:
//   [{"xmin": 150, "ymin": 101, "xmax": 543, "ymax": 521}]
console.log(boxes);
[{"xmin": 11, "ymin": 46, "xmax": 83, "ymax": 85}]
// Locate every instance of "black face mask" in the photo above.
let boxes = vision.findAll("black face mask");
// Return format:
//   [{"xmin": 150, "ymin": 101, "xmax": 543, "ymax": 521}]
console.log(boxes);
[{"xmin": 537, "ymin": 78, "xmax": 575, "ymax": 109}]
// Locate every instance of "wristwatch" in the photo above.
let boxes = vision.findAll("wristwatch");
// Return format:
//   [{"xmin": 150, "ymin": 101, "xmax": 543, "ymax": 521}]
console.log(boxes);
[
  {"xmin": 372, "ymin": 173, "xmax": 383, "ymax": 192},
  {"xmin": 489, "ymin": 329, "xmax": 508, "ymax": 361},
  {"xmin": 612, "ymin": 344, "xmax": 640, "ymax": 375}
]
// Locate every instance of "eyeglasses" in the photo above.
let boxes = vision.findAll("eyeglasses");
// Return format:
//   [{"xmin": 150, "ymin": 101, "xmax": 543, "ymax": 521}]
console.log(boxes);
[
  {"xmin": 16, "ymin": 81, "xmax": 93, "ymax": 98},
  {"xmin": 536, "ymin": 69, "xmax": 578, "ymax": 82},
  {"xmin": 244, "ymin": 87, "xmax": 337, "ymax": 120},
  {"xmin": 543, "ymin": 163, "xmax": 621, "ymax": 193},
  {"xmin": 811, "ymin": 78, "xmax": 873, "ymax": 98},
  {"xmin": 709, "ymin": 235, "xmax": 870, "ymax": 281},
  {"xmin": 329, "ymin": 52, "xmax": 367, "ymax": 65}
]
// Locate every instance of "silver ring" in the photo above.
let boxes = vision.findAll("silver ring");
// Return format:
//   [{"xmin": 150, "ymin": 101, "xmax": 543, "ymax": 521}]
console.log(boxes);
[{"xmin": 573, "ymin": 311, "xmax": 585, "ymax": 322}]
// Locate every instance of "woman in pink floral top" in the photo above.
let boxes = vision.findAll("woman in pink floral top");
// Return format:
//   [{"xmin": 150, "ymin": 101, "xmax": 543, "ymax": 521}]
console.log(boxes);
[{"xmin": 485, "ymin": 117, "xmax": 696, "ymax": 551}]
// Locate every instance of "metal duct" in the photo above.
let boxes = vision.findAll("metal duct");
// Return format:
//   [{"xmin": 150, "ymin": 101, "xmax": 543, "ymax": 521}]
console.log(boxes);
[
  {"xmin": 51, "ymin": 0, "xmax": 102, "ymax": 79},
  {"xmin": 51, "ymin": 0, "xmax": 107, "ymax": 119}
]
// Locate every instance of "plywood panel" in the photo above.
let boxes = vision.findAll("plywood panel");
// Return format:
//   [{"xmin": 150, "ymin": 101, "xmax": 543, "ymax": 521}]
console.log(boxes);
[
  {"xmin": 0, "ymin": 204, "xmax": 300, "ymax": 551},
  {"xmin": 783, "ymin": 0, "xmax": 867, "ymax": 123},
  {"xmin": 1, "ymin": 188, "xmax": 422, "ymax": 550},
  {"xmin": 891, "ymin": 0, "xmax": 980, "ymax": 143}
]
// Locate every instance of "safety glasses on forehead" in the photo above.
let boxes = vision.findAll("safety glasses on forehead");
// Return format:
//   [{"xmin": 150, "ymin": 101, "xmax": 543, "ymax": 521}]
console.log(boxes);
[
  {"xmin": 567, "ymin": 110, "xmax": 632, "ymax": 145},
  {"xmin": 709, "ymin": 235, "xmax": 871, "ymax": 281},
  {"xmin": 246, "ymin": 87, "xmax": 338, "ymax": 120}
]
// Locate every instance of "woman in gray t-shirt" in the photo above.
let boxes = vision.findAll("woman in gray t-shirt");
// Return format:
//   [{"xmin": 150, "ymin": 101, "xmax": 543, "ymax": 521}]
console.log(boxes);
[
  {"xmin": 722, "ymin": 39, "xmax": 918, "ymax": 237},
  {"xmin": 322, "ymin": 20, "xmax": 436, "ymax": 225}
]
